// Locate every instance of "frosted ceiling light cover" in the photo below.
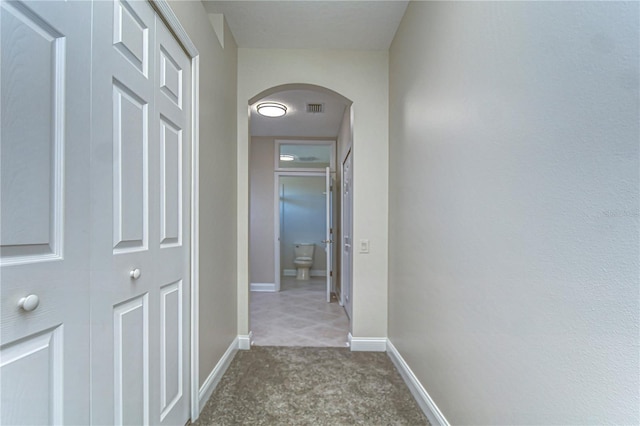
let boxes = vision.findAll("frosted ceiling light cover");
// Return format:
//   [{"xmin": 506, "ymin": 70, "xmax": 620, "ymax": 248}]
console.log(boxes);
[
  {"xmin": 280, "ymin": 154, "xmax": 295, "ymax": 161},
  {"xmin": 257, "ymin": 102, "xmax": 287, "ymax": 117}
]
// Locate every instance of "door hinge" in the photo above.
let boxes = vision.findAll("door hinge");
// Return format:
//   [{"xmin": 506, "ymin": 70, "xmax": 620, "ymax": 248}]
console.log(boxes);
[
  {"xmin": 330, "ymin": 228, "xmax": 333, "ymax": 234},
  {"xmin": 330, "ymin": 271, "xmax": 333, "ymax": 277}
]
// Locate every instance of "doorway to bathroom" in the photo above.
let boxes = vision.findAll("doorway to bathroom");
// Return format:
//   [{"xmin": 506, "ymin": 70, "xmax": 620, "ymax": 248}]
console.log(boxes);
[
  {"xmin": 273, "ymin": 139, "xmax": 337, "ymax": 302},
  {"xmin": 275, "ymin": 170, "xmax": 335, "ymax": 302}
]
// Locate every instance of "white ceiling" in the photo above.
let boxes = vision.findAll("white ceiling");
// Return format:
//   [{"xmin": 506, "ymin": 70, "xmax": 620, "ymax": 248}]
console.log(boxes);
[
  {"xmin": 202, "ymin": 1, "xmax": 409, "ymax": 50},
  {"xmin": 250, "ymin": 89, "xmax": 348, "ymax": 138},
  {"xmin": 205, "ymin": 1, "xmax": 407, "ymax": 137}
]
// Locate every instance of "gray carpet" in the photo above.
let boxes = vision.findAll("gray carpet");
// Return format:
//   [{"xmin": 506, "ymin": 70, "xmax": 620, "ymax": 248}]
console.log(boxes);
[{"xmin": 195, "ymin": 346, "xmax": 429, "ymax": 425}]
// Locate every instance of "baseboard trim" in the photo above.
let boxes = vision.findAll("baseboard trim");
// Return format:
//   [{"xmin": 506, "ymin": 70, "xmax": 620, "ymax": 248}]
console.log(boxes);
[
  {"xmin": 348, "ymin": 333, "xmax": 387, "ymax": 352},
  {"xmin": 283, "ymin": 269, "xmax": 327, "ymax": 277},
  {"xmin": 250, "ymin": 282, "xmax": 276, "ymax": 292},
  {"xmin": 238, "ymin": 332, "xmax": 253, "ymax": 350},
  {"xmin": 386, "ymin": 340, "xmax": 450, "ymax": 426},
  {"xmin": 197, "ymin": 336, "xmax": 238, "ymax": 415}
]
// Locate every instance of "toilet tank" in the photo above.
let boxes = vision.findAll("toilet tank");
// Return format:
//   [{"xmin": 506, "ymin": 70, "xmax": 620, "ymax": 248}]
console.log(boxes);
[{"xmin": 294, "ymin": 243, "xmax": 315, "ymax": 258}]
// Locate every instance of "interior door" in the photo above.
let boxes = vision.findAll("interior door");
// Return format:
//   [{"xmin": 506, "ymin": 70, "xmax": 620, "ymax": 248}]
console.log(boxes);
[
  {"xmin": 324, "ymin": 168, "xmax": 333, "ymax": 302},
  {"xmin": 90, "ymin": 1, "xmax": 191, "ymax": 424},
  {"xmin": 0, "ymin": 1, "xmax": 92, "ymax": 423},
  {"xmin": 341, "ymin": 151, "xmax": 353, "ymax": 319}
]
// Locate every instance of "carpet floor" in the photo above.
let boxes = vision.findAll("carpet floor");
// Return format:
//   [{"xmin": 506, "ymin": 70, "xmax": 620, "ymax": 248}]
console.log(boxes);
[{"xmin": 195, "ymin": 346, "xmax": 430, "ymax": 425}]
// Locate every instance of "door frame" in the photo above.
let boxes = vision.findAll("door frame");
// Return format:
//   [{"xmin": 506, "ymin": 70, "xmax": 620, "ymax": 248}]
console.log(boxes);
[
  {"xmin": 340, "ymin": 148, "xmax": 353, "ymax": 316},
  {"xmin": 147, "ymin": 0, "xmax": 201, "ymax": 419},
  {"xmin": 273, "ymin": 171, "xmax": 330, "ymax": 292}
]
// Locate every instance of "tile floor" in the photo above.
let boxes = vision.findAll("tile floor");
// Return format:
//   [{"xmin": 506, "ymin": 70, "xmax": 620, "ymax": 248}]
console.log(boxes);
[{"xmin": 250, "ymin": 276, "xmax": 350, "ymax": 347}]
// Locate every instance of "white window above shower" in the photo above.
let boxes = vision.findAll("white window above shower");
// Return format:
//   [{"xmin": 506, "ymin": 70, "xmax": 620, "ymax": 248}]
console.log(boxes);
[{"xmin": 275, "ymin": 140, "xmax": 336, "ymax": 172}]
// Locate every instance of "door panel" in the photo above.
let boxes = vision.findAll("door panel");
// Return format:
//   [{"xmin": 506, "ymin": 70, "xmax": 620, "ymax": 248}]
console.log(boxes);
[
  {"xmin": 154, "ymin": 18, "xmax": 191, "ymax": 426},
  {"xmin": 159, "ymin": 280, "xmax": 183, "ymax": 421},
  {"xmin": 90, "ymin": 2, "xmax": 155, "ymax": 423},
  {"xmin": 112, "ymin": 81, "xmax": 149, "ymax": 252},
  {"xmin": 114, "ymin": 295, "xmax": 149, "ymax": 425},
  {"xmin": 113, "ymin": 0, "xmax": 149, "ymax": 76},
  {"xmin": 0, "ymin": 326, "xmax": 63, "ymax": 425},
  {"xmin": 0, "ymin": 0, "xmax": 66, "ymax": 262},
  {"xmin": 0, "ymin": 1, "xmax": 92, "ymax": 423},
  {"xmin": 159, "ymin": 117, "xmax": 182, "ymax": 247},
  {"xmin": 159, "ymin": 47, "xmax": 182, "ymax": 107}
]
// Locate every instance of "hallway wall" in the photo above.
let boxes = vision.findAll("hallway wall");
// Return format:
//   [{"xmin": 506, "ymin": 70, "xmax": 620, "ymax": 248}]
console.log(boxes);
[
  {"xmin": 388, "ymin": 2, "xmax": 639, "ymax": 424},
  {"xmin": 168, "ymin": 1, "xmax": 238, "ymax": 389},
  {"xmin": 249, "ymin": 137, "xmax": 275, "ymax": 284},
  {"xmin": 238, "ymin": 49, "xmax": 389, "ymax": 338}
]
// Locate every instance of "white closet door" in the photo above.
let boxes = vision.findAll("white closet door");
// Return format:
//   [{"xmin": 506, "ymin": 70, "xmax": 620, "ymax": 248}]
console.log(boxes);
[
  {"xmin": 89, "ymin": 1, "xmax": 191, "ymax": 424},
  {"xmin": 0, "ymin": 1, "xmax": 92, "ymax": 424}
]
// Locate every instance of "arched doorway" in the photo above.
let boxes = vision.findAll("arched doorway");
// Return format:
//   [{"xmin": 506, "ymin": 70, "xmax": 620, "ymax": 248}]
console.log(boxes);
[{"xmin": 247, "ymin": 84, "xmax": 353, "ymax": 347}]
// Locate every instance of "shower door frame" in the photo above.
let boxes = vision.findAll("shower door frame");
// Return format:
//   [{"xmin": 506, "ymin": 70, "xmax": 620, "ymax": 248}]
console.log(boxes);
[{"xmin": 273, "ymin": 171, "xmax": 333, "ymax": 292}]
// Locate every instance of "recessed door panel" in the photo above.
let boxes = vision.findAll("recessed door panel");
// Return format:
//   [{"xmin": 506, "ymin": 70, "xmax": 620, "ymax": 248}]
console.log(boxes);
[
  {"xmin": 113, "ymin": 81, "xmax": 149, "ymax": 253},
  {"xmin": 0, "ymin": 1, "xmax": 64, "ymax": 263},
  {"xmin": 160, "ymin": 117, "xmax": 182, "ymax": 247},
  {"xmin": 113, "ymin": 0, "xmax": 148, "ymax": 76},
  {"xmin": 159, "ymin": 46, "xmax": 182, "ymax": 108},
  {"xmin": 0, "ymin": 327, "xmax": 63, "ymax": 425},
  {"xmin": 160, "ymin": 281, "xmax": 183, "ymax": 420},
  {"xmin": 114, "ymin": 295, "xmax": 149, "ymax": 425}
]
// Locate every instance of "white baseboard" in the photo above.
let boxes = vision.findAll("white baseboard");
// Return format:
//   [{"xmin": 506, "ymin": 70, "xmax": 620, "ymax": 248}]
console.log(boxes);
[
  {"xmin": 198, "ymin": 336, "xmax": 238, "ymax": 415},
  {"xmin": 283, "ymin": 269, "xmax": 327, "ymax": 277},
  {"xmin": 250, "ymin": 282, "xmax": 276, "ymax": 292},
  {"xmin": 348, "ymin": 333, "xmax": 387, "ymax": 352},
  {"xmin": 386, "ymin": 340, "xmax": 450, "ymax": 426},
  {"xmin": 238, "ymin": 331, "xmax": 252, "ymax": 350}
]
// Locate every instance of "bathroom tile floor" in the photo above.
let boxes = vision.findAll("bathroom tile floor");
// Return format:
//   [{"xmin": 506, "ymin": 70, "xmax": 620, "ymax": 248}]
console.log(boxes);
[{"xmin": 250, "ymin": 277, "xmax": 350, "ymax": 347}]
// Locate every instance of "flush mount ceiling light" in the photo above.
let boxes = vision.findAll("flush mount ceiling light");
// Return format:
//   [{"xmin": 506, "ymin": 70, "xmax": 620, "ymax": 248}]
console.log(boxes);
[
  {"xmin": 279, "ymin": 154, "xmax": 295, "ymax": 162},
  {"xmin": 257, "ymin": 102, "xmax": 287, "ymax": 118}
]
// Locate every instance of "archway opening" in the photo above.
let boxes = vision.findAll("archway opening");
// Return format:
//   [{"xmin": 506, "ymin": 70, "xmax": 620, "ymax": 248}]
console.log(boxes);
[{"xmin": 247, "ymin": 83, "xmax": 354, "ymax": 347}]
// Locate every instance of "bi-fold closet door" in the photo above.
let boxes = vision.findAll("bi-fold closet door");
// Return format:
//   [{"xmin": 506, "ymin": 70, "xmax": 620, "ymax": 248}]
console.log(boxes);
[
  {"xmin": 90, "ymin": 0, "xmax": 191, "ymax": 424},
  {"xmin": 0, "ymin": 1, "xmax": 192, "ymax": 424}
]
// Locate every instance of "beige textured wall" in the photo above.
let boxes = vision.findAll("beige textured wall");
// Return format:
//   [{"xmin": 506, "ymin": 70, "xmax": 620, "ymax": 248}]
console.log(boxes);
[
  {"xmin": 388, "ymin": 2, "xmax": 639, "ymax": 424},
  {"xmin": 249, "ymin": 137, "xmax": 275, "ymax": 283},
  {"xmin": 167, "ymin": 1, "xmax": 238, "ymax": 389},
  {"xmin": 238, "ymin": 49, "xmax": 389, "ymax": 338}
]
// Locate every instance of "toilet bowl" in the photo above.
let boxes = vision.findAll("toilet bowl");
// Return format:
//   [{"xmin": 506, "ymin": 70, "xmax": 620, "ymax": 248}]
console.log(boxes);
[{"xmin": 293, "ymin": 243, "xmax": 315, "ymax": 280}]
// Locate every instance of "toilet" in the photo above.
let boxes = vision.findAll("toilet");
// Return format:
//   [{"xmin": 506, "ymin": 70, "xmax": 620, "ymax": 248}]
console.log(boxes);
[{"xmin": 293, "ymin": 243, "xmax": 315, "ymax": 280}]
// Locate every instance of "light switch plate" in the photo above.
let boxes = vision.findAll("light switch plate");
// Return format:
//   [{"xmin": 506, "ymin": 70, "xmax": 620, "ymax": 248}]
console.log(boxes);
[{"xmin": 359, "ymin": 239, "xmax": 370, "ymax": 253}]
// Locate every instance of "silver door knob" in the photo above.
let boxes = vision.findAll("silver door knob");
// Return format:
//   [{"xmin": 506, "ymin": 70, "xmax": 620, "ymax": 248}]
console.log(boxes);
[
  {"xmin": 322, "ymin": 239, "xmax": 333, "ymax": 244},
  {"xmin": 19, "ymin": 294, "xmax": 40, "ymax": 312},
  {"xmin": 130, "ymin": 268, "xmax": 141, "ymax": 279}
]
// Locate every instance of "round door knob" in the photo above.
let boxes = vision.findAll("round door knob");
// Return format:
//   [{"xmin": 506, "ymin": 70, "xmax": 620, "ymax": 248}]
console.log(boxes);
[
  {"xmin": 19, "ymin": 294, "xmax": 40, "ymax": 312},
  {"xmin": 130, "ymin": 268, "xmax": 141, "ymax": 280}
]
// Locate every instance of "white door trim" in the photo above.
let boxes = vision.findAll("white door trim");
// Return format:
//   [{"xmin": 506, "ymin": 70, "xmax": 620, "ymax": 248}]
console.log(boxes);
[{"xmin": 148, "ymin": 0, "xmax": 201, "ymax": 420}]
